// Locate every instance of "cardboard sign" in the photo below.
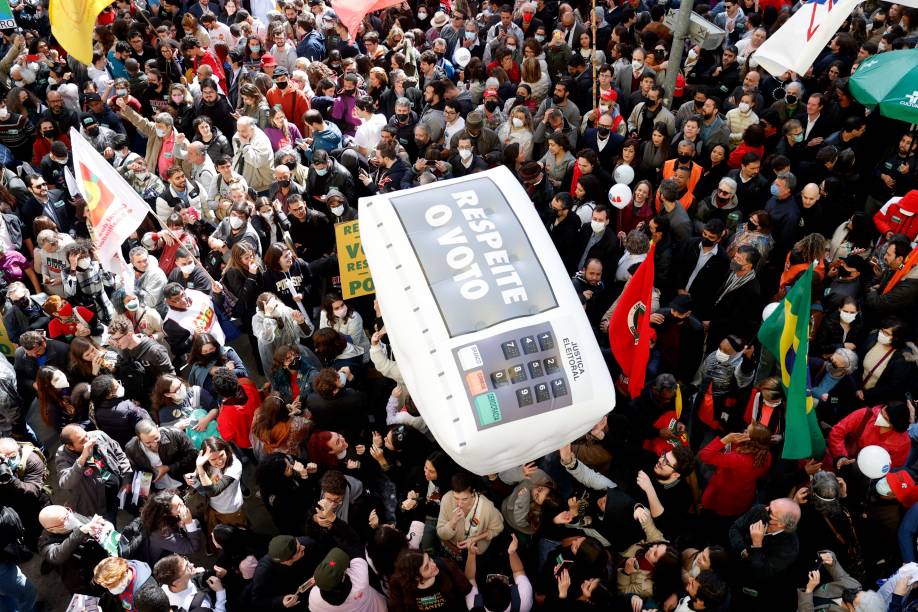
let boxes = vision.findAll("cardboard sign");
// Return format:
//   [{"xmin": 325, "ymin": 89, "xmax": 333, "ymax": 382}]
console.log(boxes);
[
  {"xmin": 335, "ymin": 220, "xmax": 374, "ymax": 299},
  {"xmin": 0, "ymin": 315, "xmax": 16, "ymax": 358}
]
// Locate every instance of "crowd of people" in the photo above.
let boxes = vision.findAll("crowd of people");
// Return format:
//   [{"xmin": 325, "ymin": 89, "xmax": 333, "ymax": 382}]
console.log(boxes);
[{"xmin": 0, "ymin": 0, "xmax": 916, "ymax": 609}]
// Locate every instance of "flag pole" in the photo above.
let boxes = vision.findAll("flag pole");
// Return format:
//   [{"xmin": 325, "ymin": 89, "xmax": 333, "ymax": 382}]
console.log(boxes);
[{"xmin": 591, "ymin": 0, "xmax": 598, "ymax": 115}]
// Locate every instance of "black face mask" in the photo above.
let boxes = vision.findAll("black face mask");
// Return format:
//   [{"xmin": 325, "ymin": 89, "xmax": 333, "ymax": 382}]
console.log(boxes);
[
  {"xmin": 515, "ymin": 94, "xmax": 526, "ymax": 105},
  {"xmin": 415, "ymin": 139, "xmax": 428, "ymax": 149},
  {"xmin": 288, "ymin": 356, "xmax": 300, "ymax": 370},
  {"xmin": 785, "ymin": 94, "xmax": 798, "ymax": 106},
  {"xmin": 694, "ymin": 99, "xmax": 704, "ymax": 109},
  {"xmin": 484, "ymin": 100, "xmax": 498, "ymax": 112},
  {"xmin": 277, "ymin": 179, "xmax": 290, "ymax": 188},
  {"xmin": 701, "ymin": 237, "xmax": 717, "ymax": 247},
  {"xmin": 552, "ymin": 94, "xmax": 564, "ymax": 104},
  {"xmin": 41, "ymin": 129, "xmax": 55, "ymax": 138},
  {"xmin": 275, "ymin": 80, "xmax": 287, "ymax": 90},
  {"xmin": 13, "ymin": 296, "xmax": 30, "ymax": 309},
  {"xmin": 677, "ymin": 153, "xmax": 691, "ymax": 164},
  {"xmin": 86, "ymin": 126, "xmax": 100, "ymax": 136},
  {"xmin": 395, "ymin": 112, "xmax": 409, "ymax": 122},
  {"xmin": 597, "ymin": 126, "xmax": 610, "ymax": 138},
  {"xmin": 747, "ymin": 220, "xmax": 758, "ymax": 232}
]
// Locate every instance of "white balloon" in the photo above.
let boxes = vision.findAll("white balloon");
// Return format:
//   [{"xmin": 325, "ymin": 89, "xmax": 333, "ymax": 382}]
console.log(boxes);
[
  {"xmin": 857, "ymin": 445, "xmax": 892, "ymax": 479},
  {"xmin": 608, "ymin": 183, "xmax": 632, "ymax": 210},
  {"xmin": 454, "ymin": 48, "xmax": 471, "ymax": 68},
  {"xmin": 762, "ymin": 302, "xmax": 780, "ymax": 321},
  {"xmin": 613, "ymin": 164, "xmax": 635, "ymax": 185}
]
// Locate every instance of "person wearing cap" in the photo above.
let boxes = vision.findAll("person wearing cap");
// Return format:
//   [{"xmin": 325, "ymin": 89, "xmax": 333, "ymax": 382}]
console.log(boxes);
[
  {"xmin": 119, "ymin": 153, "xmax": 167, "ymax": 203},
  {"xmin": 308, "ymin": 547, "xmax": 386, "ymax": 611},
  {"xmin": 251, "ymin": 534, "xmax": 326, "ymax": 611},
  {"xmin": 266, "ymin": 67, "xmax": 312, "ymax": 136},
  {"xmin": 448, "ymin": 109, "xmax": 501, "ymax": 158},
  {"xmin": 79, "ymin": 112, "xmax": 119, "ymax": 154},
  {"xmin": 85, "ymin": 91, "xmax": 126, "ymax": 135}
]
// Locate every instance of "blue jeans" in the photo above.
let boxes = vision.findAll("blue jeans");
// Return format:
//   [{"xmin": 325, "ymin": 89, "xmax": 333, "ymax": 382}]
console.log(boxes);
[{"xmin": 0, "ymin": 561, "xmax": 37, "ymax": 611}]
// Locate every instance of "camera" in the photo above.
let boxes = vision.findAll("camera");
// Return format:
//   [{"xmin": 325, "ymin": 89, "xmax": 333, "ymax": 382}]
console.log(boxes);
[{"xmin": 0, "ymin": 462, "xmax": 14, "ymax": 485}]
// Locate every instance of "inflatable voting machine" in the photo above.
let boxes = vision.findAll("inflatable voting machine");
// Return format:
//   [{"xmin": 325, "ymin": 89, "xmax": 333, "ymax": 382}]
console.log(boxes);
[{"xmin": 359, "ymin": 167, "xmax": 615, "ymax": 474}]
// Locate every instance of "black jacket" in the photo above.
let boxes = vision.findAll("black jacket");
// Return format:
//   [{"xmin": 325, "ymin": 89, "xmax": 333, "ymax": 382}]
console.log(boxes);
[
  {"xmin": 549, "ymin": 212, "xmax": 584, "ymax": 275},
  {"xmin": 124, "ymin": 426, "xmax": 197, "ymax": 477},
  {"xmin": 674, "ymin": 238, "xmax": 730, "ymax": 320},
  {"xmin": 577, "ymin": 225, "xmax": 622, "ymax": 284},
  {"xmin": 707, "ymin": 273, "xmax": 763, "ymax": 352},
  {"xmin": 93, "ymin": 398, "xmax": 153, "ymax": 449}
]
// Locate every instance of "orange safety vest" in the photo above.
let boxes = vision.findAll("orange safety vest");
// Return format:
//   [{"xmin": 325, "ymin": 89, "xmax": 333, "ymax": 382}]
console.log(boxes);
[{"xmin": 655, "ymin": 160, "xmax": 703, "ymax": 211}]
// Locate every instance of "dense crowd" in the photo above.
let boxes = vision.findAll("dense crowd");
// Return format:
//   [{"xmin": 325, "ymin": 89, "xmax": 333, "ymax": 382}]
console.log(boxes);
[{"xmin": 0, "ymin": 0, "xmax": 916, "ymax": 610}]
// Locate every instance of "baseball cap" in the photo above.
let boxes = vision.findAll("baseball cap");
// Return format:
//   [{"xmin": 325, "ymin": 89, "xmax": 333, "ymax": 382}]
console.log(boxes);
[
  {"xmin": 268, "ymin": 535, "xmax": 298, "ymax": 562},
  {"xmin": 273, "ymin": 66, "xmax": 289, "ymax": 77},
  {"xmin": 81, "ymin": 113, "xmax": 98, "ymax": 127},
  {"xmin": 314, "ymin": 548, "xmax": 350, "ymax": 590},
  {"xmin": 670, "ymin": 294, "xmax": 694, "ymax": 314},
  {"xmin": 85, "ymin": 92, "xmax": 102, "ymax": 103},
  {"xmin": 260, "ymin": 53, "xmax": 277, "ymax": 67}
]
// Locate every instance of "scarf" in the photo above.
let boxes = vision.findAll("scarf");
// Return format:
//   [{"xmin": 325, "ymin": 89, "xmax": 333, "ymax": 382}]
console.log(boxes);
[{"xmin": 884, "ymin": 246, "xmax": 918, "ymax": 294}]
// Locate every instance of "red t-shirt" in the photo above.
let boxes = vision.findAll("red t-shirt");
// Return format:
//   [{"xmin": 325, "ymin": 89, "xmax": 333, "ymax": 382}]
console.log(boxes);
[{"xmin": 217, "ymin": 379, "xmax": 260, "ymax": 449}]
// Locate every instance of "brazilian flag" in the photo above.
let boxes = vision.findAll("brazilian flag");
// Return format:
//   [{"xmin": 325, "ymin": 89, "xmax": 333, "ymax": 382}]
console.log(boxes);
[{"xmin": 757, "ymin": 263, "xmax": 825, "ymax": 460}]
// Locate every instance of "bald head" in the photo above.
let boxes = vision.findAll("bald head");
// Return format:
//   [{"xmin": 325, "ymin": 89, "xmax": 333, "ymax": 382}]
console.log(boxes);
[
  {"xmin": 187, "ymin": 141, "xmax": 206, "ymax": 163},
  {"xmin": 801, "ymin": 183, "xmax": 820, "ymax": 208},
  {"xmin": 39, "ymin": 505, "xmax": 72, "ymax": 533},
  {"xmin": 770, "ymin": 497, "xmax": 801, "ymax": 533},
  {"xmin": 0, "ymin": 438, "xmax": 17, "ymax": 456}
]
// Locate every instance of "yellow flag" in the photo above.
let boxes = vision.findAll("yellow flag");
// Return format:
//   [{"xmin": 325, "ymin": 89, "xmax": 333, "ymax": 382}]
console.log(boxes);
[{"xmin": 49, "ymin": 0, "xmax": 114, "ymax": 65}]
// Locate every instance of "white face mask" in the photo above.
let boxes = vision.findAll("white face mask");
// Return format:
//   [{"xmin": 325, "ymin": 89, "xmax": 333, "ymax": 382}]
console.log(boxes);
[
  {"xmin": 876, "ymin": 412, "xmax": 891, "ymax": 428},
  {"xmin": 333, "ymin": 305, "xmax": 348, "ymax": 318},
  {"xmin": 0, "ymin": 107, "xmax": 9, "ymax": 120},
  {"xmin": 179, "ymin": 263, "xmax": 195, "ymax": 275},
  {"xmin": 172, "ymin": 385, "xmax": 188, "ymax": 402},
  {"xmin": 62, "ymin": 512, "xmax": 82, "ymax": 531},
  {"xmin": 229, "ymin": 216, "xmax": 244, "ymax": 229},
  {"xmin": 738, "ymin": 102, "xmax": 751, "ymax": 113},
  {"xmin": 632, "ymin": 59, "xmax": 644, "ymax": 72},
  {"xmin": 155, "ymin": 127, "xmax": 167, "ymax": 138},
  {"xmin": 51, "ymin": 373, "xmax": 69, "ymax": 389},
  {"xmin": 262, "ymin": 211, "xmax": 273, "ymax": 221},
  {"xmin": 135, "ymin": 171, "xmax": 148, "ymax": 179},
  {"xmin": 125, "ymin": 299, "xmax": 139, "ymax": 312},
  {"xmin": 108, "ymin": 574, "xmax": 131, "ymax": 595},
  {"xmin": 77, "ymin": 258, "xmax": 91, "ymax": 270},
  {"xmin": 417, "ymin": 10, "xmax": 427, "ymax": 20},
  {"xmin": 459, "ymin": 148, "xmax": 472, "ymax": 160},
  {"xmin": 687, "ymin": 49, "xmax": 698, "ymax": 61},
  {"xmin": 877, "ymin": 331, "xmax": 892, "ymax": 345},
  {"xmin": 511, "ymin": 117, "xmax": 524, "ymax": 128},
  {"xmin": 840, "ymin": 311, "xmax": 857, "ymax": 323},
  {"xmin": 715, "ymin": 349, "xmax": 731, "ymax": 363},
  {"xmin": 590, "ymin": 220, "xmax": 606, "ymax": 234},
  {"xmin": 114, "ymin": 384, "xmax": 125, "ymax": 398}
]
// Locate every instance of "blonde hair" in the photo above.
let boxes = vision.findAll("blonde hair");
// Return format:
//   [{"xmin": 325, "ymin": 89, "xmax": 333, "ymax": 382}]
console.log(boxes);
[{"xmin": 93, "ymin": 557, "xmax": 129, "ymax": 588}]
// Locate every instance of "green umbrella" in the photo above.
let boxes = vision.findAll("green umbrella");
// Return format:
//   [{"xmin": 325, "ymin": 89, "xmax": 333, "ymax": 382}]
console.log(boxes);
[{"xmin": 849, "ymin": 49, "xmax": 918, "ymax": 124}]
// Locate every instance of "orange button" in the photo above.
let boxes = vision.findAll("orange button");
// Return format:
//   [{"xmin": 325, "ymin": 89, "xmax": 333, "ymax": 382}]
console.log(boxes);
[{"xmin": 465, "ymin": 370, "xmax": 488, "ymax": 395}]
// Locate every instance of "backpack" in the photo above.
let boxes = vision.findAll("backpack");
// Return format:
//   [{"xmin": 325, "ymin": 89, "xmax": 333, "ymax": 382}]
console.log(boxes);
[
  {"xmin": 169, "ymin": 574, "xmax": 216, "ymax": 612},
  {"xmin": 16, "ymin": 442, "xmax": 52, "ymax": 500},
  {"xmin": 117, "ymin": 356, "xmax": 148, "ymax": 402}
]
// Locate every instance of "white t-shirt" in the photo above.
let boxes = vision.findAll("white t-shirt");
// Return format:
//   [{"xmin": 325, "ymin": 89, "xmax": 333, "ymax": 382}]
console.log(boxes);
[
  {"xmin": 141, "ymin": 445, "xmax": 182, "ymax": 490},
  {"xmin": 163, "ymin": 582, "xmax": 227, "ymax": 612},
  {"xmin": 206, "ymin": 458, "xmax": 243, "ymax": 514},
  {"xmin": 353, "ymin": 114, "xmax": 387, "ymax": 154}
]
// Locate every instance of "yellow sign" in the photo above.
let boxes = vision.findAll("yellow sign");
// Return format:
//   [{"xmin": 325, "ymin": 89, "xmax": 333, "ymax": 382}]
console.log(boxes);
[
  {"xmin": 0, "ymin": 314, "xmax": 16, "ymax": 358},
  {"xmin": 335, "ymin": 220, "xmax": 374, "ymax": 299}
]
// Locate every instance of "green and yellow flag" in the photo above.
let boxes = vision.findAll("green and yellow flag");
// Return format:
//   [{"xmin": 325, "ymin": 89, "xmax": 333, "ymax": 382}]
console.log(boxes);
[
  {"xmin": 50, "ymin": 0, "xmax": 114, "ymax": 65},
  {"xmin": 757, "ymin": 263, "xmax": 825, "ymax": 460}
]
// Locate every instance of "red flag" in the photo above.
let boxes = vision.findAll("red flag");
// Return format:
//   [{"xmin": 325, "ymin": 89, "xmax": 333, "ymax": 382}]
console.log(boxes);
[
  {"xmin": 609, "ymin": 242, "xmax": 656, "ymax": 398},
  {"xmin": 331, "ymin": 0, "xmax": 403, "ymax": 39}
]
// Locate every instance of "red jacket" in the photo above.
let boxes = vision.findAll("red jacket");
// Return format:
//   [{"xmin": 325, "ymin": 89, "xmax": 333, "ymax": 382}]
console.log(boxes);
[
  {"xmin": 874, "ymin": 190, "xmax": 918, "ymax": 241},
  {"xmin": 193, "ymin": 49, "xmax": 226, "ymax": 94},
  {"xmin": 827, "ymin": 405, "xmax": 909, "ymax": 468},
  {"xmin": 266, "ymin": 86, "xmax": 311, "ymax": 135},
  {"xmin": 217, "ymin": 378, "xmax": 261, "ymax": 449},
  {"xmin": 699, "ymin": 437, "xmax": 772, "ymax": 517}
]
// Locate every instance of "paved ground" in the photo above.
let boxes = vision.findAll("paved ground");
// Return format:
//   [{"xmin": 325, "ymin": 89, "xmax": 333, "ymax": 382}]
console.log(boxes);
[{"xmin": 22, "ymin": 336, "xmax": 281, "ymax": 611}]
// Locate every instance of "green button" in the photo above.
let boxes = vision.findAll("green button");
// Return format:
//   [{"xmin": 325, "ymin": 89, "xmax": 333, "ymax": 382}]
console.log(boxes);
[{"xmin": 474, "ymin": 393, "xmax": 502, "ymax": 426}]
